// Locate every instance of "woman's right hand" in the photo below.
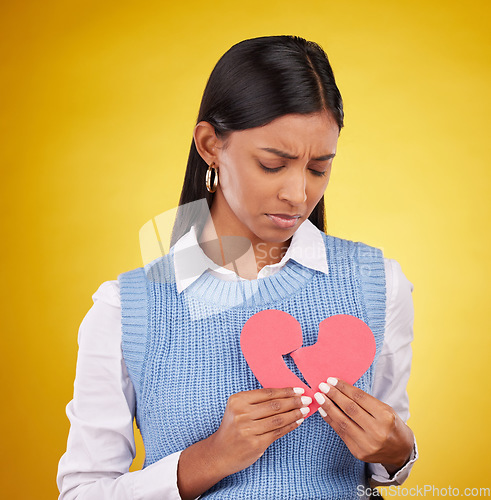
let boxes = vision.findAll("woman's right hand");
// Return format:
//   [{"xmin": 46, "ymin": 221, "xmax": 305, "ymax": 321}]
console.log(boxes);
[
  {"xmin": 177, "ymin": 387, "xmax": 311, "ymax": 500},
  {"xmin": 210, "ymin": 387, "xmax": 312, "ymax": 476}
]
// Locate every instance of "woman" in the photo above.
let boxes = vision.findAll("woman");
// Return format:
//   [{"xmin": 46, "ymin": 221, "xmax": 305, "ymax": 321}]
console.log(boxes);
[{"xmin": 57, "ymin": 35, "xmax": 417, "ymax": 499}]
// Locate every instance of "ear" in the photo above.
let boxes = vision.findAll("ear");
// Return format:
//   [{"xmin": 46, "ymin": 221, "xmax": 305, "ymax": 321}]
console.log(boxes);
[{"xmin": 193, "ymin": 121, "xmax": 223, "ymax": 165}]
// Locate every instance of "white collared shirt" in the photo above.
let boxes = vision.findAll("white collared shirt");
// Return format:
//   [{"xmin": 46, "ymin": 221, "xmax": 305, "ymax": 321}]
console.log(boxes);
[{"xmin": 57, "ymin": 219, "xmax": 418, "ymax": 499}]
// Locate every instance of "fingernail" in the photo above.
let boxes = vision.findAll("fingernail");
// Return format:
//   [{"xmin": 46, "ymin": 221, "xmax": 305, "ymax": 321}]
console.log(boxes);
[
  {"xmin": 318, "ymin": 407, "xmax": 327, "ymax": 417},
  {"xmin": 300, "ymin": 406, "xmax": 309, "ymax": 416},
  {"xmin": 314, "ymin": 392, "xmax": 325, "ymax": 405},
  {"xmin": 327, "ymin": 377, "xmax": 338, "ymax": 386},
  {"xmin": 301, "ymin": 396, "xmax": 312, "ymax": 406},
  {"xmin": 319, "ymin": 382, "xmax": 330, "ymax": 394},
  {"xmin": 296, "ymin": 418, "xmax": 304, "ymax": 425},
  {"xmin": 293, "ymin": 387, "xmax": 305, "ymax": 395}
]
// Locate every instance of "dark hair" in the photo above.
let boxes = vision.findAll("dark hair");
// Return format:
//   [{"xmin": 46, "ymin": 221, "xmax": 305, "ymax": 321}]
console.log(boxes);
[{"xmin": 171, "ymin": 35, "xmax": 344, "ymax": 247}]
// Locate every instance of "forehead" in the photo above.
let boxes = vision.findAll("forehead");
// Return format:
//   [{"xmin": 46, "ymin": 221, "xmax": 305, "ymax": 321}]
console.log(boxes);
[{"xmin": 229, "ymin": 111, "xmax": 339, "ymax": 154}]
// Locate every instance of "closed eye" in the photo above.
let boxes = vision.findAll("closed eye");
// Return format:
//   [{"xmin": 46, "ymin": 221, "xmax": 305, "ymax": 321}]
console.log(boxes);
[
  {"xmin": 259, "ymin": 162, "xmax": 327, "ymax": 177},
  {"xmin": 259, "ymin": 162, "xmax": 283, "ymax": 173}
]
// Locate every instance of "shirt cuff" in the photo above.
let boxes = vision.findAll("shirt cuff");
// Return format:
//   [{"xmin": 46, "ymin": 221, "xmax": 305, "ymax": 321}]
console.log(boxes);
[
  {"xmin": 368, "ymin": 437, "xmax": 419, "ymax": 486},
  {"xmin": 132, "ymin": 450, "xmax": 182, "ymax": 500}
]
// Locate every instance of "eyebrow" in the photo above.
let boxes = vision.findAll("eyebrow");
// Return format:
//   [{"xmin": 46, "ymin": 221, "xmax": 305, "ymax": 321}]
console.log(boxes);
[{"xmin": 258, "ymin": 147, "xmax": 336, "ymax": 161}]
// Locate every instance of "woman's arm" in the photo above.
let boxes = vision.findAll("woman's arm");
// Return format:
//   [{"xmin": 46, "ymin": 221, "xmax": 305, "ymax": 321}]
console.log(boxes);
[
  {"xmin": 57, "ymin": 281, "xmax": 183, "ymax": 499},
  {"xmin": 313, "ymin": 258, "xmax": 418, "ymax": 486},
  {"xmin": 176, "ymin": 386, "xmax": 310, "ymax": 500}
]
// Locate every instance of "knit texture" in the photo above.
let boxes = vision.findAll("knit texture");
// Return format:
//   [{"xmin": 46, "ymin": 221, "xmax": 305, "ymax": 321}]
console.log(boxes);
[{"xmin": 118, "ymin": 232, "xmax": 386, "ymax": 499}]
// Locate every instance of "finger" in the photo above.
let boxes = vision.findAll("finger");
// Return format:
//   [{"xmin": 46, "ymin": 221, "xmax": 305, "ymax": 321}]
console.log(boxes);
[
  {"xmin": 318, "ymin": 379, "xmax": 375, "ymax": 429},
  {"xmin": 314, "ymin": 390, "xmax": 365, "ymax": 445},
  {"xmin": 250, "ymin": 394, "xmax": 312, "ymax": 419},
  {"xmin": 256, "ymin": 407, "xmax": 309, "ymax": 435},
  {"xmin": 316, "ymin": 399, "xmax": 362, "ymax": 458},
  {"xmin": 258, "ymin": 414, "xmax": 304, "ymax": 444},
  {"xmin": 321, "ymin": 378, "xmax": 382, "ymax": 417},
  {"xmin": 241, "ymin": 387, "xmax": 305, "ymax": 404}
]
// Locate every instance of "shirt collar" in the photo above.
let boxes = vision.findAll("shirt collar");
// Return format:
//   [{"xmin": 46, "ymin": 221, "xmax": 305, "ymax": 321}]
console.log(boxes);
[{"xmin": 173, "ymin": 218, "xmax": 329, "ymax": 293}]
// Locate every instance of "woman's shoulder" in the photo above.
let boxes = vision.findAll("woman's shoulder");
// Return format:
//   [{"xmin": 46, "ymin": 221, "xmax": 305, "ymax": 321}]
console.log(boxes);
[
  {"xmin": 383, "ymin": 258, "xmax": 414, "ymax": 299},
  {"xmin": 383, "ymin": 259, "xmax": 415, "ymax": 346},
  {"xmin": 76, "ymin": 280, "xmax": 123, "ymax": 353},
  {"xmin": 91, "ymin": 280, "xmax": 121, "ymax": 308},
  {"xmin": 320, "ymin": 232, "xmax": 384, "ymax": 259},
  {"xmin": 321, "ymin": 233, "xmax": 412, "ymax": 283},
  {"xmin": 320, "ymin": 231, "xmax": 414, "ymax": 301}
]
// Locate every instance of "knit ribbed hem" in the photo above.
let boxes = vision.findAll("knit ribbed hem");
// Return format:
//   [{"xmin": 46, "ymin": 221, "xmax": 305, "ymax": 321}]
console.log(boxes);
[
  {"xmin": 118, "ymin": 267, "xmax": 148, "ymax": 403},
  {"xmin": 354, "ymin": 241, "xmax": 386, "ymax": 366}
]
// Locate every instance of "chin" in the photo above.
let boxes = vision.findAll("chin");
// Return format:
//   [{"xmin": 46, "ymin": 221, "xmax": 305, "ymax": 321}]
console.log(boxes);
[{"xmin": 258, "ymin": 224, "xmax": 296, "ymax": 243}]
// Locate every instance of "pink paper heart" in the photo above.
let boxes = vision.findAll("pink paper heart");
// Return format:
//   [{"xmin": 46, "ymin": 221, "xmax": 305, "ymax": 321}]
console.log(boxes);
[{"xmin": 240, "ymin": 310, "xmax": 376, "ymax": 417}]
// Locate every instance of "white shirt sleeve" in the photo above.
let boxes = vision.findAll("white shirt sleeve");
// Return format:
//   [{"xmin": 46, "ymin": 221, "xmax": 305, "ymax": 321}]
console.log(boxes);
[
  {"xmin": 367, "ymin": 258, "xmax": 418, "ymax": 486},
  {"xmin": 56, "ymin": 280, "xmax": 183, "ymax": 500}
]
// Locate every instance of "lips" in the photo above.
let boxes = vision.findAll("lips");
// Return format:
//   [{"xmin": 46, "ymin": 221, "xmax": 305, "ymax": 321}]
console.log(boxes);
[
  {"xmin": 266, "ymin": 213, "xmax": 301, "ymax": 229},
  {"xmin": 269, "ymin": 214, "xmax": 301, "ymax": 218}
]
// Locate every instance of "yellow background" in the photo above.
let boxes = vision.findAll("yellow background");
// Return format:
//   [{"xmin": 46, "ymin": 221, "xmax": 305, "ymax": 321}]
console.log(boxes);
[{"xmin": 1, "ymin": 1, "xmax": 490, "ymax": 498}]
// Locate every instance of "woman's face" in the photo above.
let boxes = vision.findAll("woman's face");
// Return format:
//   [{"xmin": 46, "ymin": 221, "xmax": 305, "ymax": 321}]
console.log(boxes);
[{"xmin": 211, "ymin": 110, "xmax": 340, "ymax": 245}]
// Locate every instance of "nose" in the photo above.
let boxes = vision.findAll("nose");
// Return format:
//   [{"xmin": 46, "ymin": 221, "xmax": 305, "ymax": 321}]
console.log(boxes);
[{"xmin": 278, "ymin": 168, "xmax": 307, "ymax": 205}]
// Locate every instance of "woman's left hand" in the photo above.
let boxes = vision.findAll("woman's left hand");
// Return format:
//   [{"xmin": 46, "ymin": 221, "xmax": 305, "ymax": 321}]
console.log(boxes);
[{"xmin": 314, "ymin": 378, "xmax": 414, "ymax": 474}]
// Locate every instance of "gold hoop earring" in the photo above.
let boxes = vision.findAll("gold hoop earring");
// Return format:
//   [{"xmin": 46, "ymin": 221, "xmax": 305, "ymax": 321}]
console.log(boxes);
[{"xmin": 206, "ymin": 162, "xmax": 219, "ymax": 193}]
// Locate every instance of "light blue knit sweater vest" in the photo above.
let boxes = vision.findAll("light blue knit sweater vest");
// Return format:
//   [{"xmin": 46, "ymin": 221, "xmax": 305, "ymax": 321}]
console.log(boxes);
[{"xmin": 118, "ymin": 232, "xmax": 386, "ymax": 499}]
